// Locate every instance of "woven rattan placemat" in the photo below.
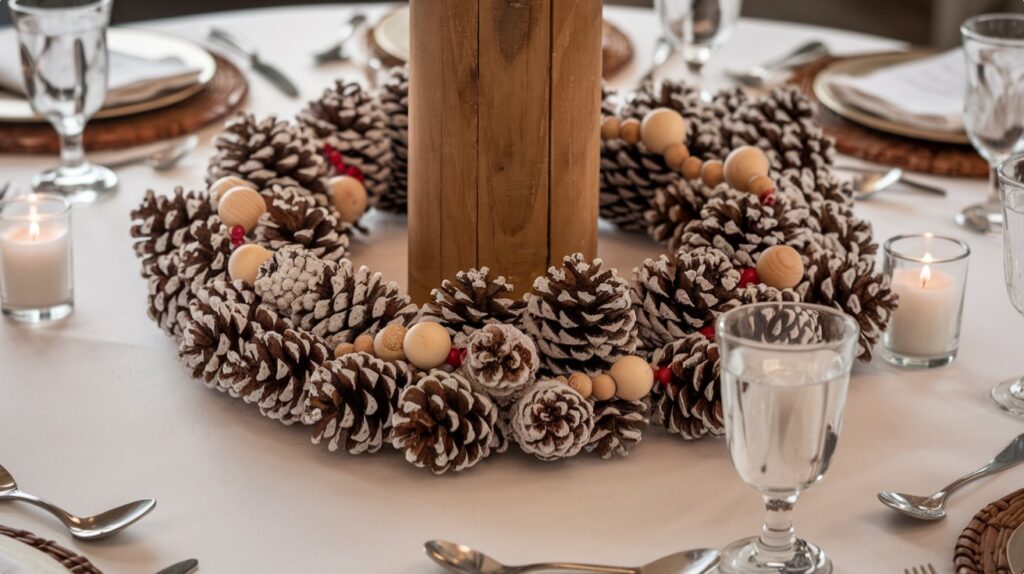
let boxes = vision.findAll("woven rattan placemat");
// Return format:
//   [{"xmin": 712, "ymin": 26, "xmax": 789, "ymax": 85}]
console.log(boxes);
[{"xmin": 955, "ymin": 488, "xmax": 1024, "ymax": 573}]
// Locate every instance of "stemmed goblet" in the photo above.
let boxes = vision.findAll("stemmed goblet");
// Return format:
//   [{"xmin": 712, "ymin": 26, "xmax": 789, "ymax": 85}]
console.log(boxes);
[
  {"xmin": 655, "ymin": 0, "xmax": 742, "ymax": 97},
  {"xmin": 716, "ymin": 302, "xmax": 859, "ymax": 574},
  {"xmin": 993, "ymin": 154, "xmax": 1024, "ymax": 415}
]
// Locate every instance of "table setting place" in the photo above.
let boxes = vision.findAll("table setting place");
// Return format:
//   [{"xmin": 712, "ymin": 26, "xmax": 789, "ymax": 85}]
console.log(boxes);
[{"xmin": 0, "ymin": 0, "xmax": 1023, "ymax": 572}]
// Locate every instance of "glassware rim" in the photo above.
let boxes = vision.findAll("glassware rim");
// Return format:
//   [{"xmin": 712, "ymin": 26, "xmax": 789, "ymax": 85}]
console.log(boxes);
[
  {"xmin": 961, "ymin": 13, "xmax": 1024, "ymax": 47},
  {"xmin": 715, "ymin": 301, "xmax": 860, "ymax": 354},
  {"xmin": 883, "ymin": 233, "xmax": 971, "ymax": 264},
  {"xmin": 998, "ymin": 153, "xmax": 1024, "ymax": 189},
  {"xmin": 8, "ymin": 0, "xmax": 112, "ymax": 15},
  {"xmin": 0, "ymin": 193, "xmax": 71, "ymax": 223}
]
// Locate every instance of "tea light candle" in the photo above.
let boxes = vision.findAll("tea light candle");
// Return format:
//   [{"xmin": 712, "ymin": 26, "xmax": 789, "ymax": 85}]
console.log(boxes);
[
  {"xmin": 887, "ymin": 257, "xmax": 955, "ymax": 356},
  {"xmin": 0, "ymin": 194, "xmax": 73, "ymax": 322}
]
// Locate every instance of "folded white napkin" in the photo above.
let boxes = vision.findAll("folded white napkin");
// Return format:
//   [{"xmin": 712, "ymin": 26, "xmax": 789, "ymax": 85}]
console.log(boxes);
[
  {"xmin": 826, "ymin": 49, "xmax": 966, "ymax": 133},
  {"xmin": 0, "ymin": 30, "xmax": 202, "ymax": 108}
]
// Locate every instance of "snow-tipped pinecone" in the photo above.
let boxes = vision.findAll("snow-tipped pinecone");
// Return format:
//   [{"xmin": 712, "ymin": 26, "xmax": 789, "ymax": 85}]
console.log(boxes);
[
  {"xmin": 464, "ymin": 324, "xmax": 539, "ymax": 405},
  {"xmin": 237, "ymin": 328, "xmax": 331, "ymax": 424},
  {"xmin": 253, "ymin": 245, "xmax": 335, "ymax": 325},
  {"xmin": 651, "ymin": 334, "xmax": 722, "ymax": 440},
  {"xmin": 631, "ymin": 248, "xmax": 741, "ymax": 354},
  {"xmin": 599, "ymin": 138, "xmax": 682, "ymax": 232},
  {"xmin": 145, "ymin": 252, "xmax": 189, "ymax": 337},
  {"xmin": 391, "ymin": 370, "xmax": 499, "ymax": 474},
  {"xmin": 726, "ymin": 300, "xmax": 826, "ymax": 346},
  {"xmin": 304, "ymin": 352, "xmax": 410, "ymax": 454},
  {"xmin": 207, "ymin": 114, "xmax": 327, "ymax": 194},
  {"xmin": 644, "ymin": 177, "xmax": 723, "ymax": 251},
  {"xmin": 736, "ymin": 282, "xmax": 802, "ymax": 305},
  {"xmin": 511, "ymin": 379, "xmax": 595, "ymax": 461},
  {"xmin": 798, "ymin": 252, "xmax": 897, "ymax": 361},
  {"xmin": 776, "ymin": 167, "xmax": 853, "ymax": 209},
  {"xmin": 130, "ymin": 188, "xmax": 214, "ymax": 276},
  {"xmin": 178, "ymin": 216, "xmax": 231, "ymax": 297},
  {"xmin": 586, "ymin": 399, "xmax": 649, "ymax": 459},
  {"xmin": 297, "ymin": 80, "xmax": 393, "ymax": 206},
  {"xmin": 522, "ymin": 254, "xmax": 639, "ymax": 376},
  {"xmin": 256, "ymin": 185, "xmax": 350, "ymax": 262},
  {"xmin": 808, "ymin": 200, "xmax": 877, "ymax": 265},
  {"xmin": 622, "ymin": 79, "xmax": 731, "ymax": 159},
  {"xmin": 418, "ymin": 267, "xmax": 523, "ymax": 346},
  {"xmin": 377, "ymin": 67, "xmax": 409, "ymax": 213}
]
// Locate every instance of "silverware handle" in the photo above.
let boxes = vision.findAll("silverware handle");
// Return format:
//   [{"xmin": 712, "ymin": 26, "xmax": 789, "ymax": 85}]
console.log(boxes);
[
  {"xmin": 3, "ymin": 490, "xmax": 78, "ymax": 530},
  {"xmin": 209, "ymin": 28, "xmax": 254, "ymax": 60},
  {"xmin": 511, "ymin": 563, "xmax": 635, "ymax": 574},
  {"xmin": 761, "ymin": 40, "xmax": 828, "ymax": 72},
  {"xmin": 898, "ymin": 177, "xmax": 947, "ymax": 196},
  {"xmin": 935, "ymin": 433, "xmax": 1024, "ymax": 500}
]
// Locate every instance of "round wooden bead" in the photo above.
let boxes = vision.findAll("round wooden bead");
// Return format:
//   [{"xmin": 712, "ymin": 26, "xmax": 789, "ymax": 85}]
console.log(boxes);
[
  {"xmin": 600, "ymin": 116, "xmax": 621, "ymax": 141},
  {"xmin": 663, "ymin": 143, "xmax": 690, "ymax": 170},
  {"xmin": 619, "ymin": 119, "xmax": 641, "ymax": 145},
  {"xmin": 403, "ymin": 322, "xmax": 452, "ymax": 370},
  {"xmin": 701, "ymin": 159, "xmax": 725, "ymax": 187},
  {"xmin": 724, "ymin": 145, "xmax": 770, "ymax": 191},
  {"xmin": 334, "ymin": 342, "xmax": 355, "ymax": 358},
  {"xmin": 681, "ymin": 156, "xmax": 703, "ymax": 180},
  {"xmin": 609, "ymin": 355, "xmax": 654, "ymax": 401},
  {"xmin": 209, "ymin": 176, "xmax": 256, "ymax": 205},
  {"xmin": 227, "ymin": 244, "xmax": 272, "ymax": 285},
  {"xmin": 591, "ymin": 373, "xmax": 616, "ymax": 401},
  {"xmin": 756, "ymin": 245, "xmax": 805, "ymax": 290},
  {"xmin": 748, "ymin": 174, "xmax": 775, "ymax": 198},
  {"xmin": 641, "ymin": 108, "xmax": 687, "ymax": 154},
  {"xmin": 374, "ymin": 324, "xmax": 408, "ymax": 362},
  {"xmin": 566, "ymin": 373, "xmax": 593, "ymax": 400},
  {"xmin": 328, "ymin": 175, "xmax": 368, "ymax": 224},
  {"xmin": 353, "ymin": 334, "xmax": 375, "ymax": 355},
  {"xmin": 218, "ymin": 187, "xmax": 267, "ymax": 232}
]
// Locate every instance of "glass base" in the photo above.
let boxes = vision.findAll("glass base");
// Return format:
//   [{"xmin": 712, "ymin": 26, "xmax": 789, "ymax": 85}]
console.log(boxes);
[
  {"xmin": 955, "ymin": 201, "xmax": 1003, "ymax": 234},
  {"xmin": 880, "ymin": 346, "xmax": 956, "ymax": 369},
  {"xmin": 2, "ymin": 302, "xmax": 73, "ymax": 323},
  {"xmin": 991, "ymin": 377, "xmax": 1024, "ymax": 416},
  {"xmin": 719, "ymin": 536, "xmax": 831, "ymax": 574},
  {"xmin": 32, "ymin": 162, "xmax": 118, "ymax": 204}
]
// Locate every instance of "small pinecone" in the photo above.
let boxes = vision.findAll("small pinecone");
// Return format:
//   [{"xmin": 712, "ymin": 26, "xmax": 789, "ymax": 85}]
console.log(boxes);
[
  {"xmin": 644, "ymin": 178, "xmax": 722, "ymax": 251},
  {"xmin": 651, "ymin": 334, "xmax": 723, "ymax": 440},
  {"xmin": 297, "ymin": 80, "xmax": 393, "ymax": 206},
  {"xmin": 798, "ymin": 252, "xmax": 898, "ymax": 361},
  {"xmin": 522, "ymin": 254, "xmax": 639, "ymax": 376},
  {"xmin": 207, "ymin": 113, "xmax": 327, "ymax": 193},
  {"xmin": 776, "ymin": 167, "xmax": 854, "ymax": 208},
  {"xmin": 253, "ymin": 245, "xmax": 336, "ymax": 324},
  {"xmin": 377, "ymin": 67, "xmax": 409, "ymax": 213},
  {"xmin": 599, "ymin": 138, "xmax": 681, "ymax": 232},
  {"xmin": 237, "ymin": 328, "xmax": 331, "ymax": 424},
  {"xmin": 727, "ymin": 300, "xmax": 826, "ymax": 346},
  {"xmin": 418, "ymin": 267, "xmax": 523, "ymax": 346},
  {"xmin": 808, "ymin": 200, "xmax": 877, "ymax": 265},
  {"xmin": 145, "ymin": 252, "xmax": 189, "ymax": 337},
  {"xmin": 631, "ymin": 248, "xmax": 741, "ymax": 353},
  {"xmin": 464, "ymin": 324, "xmax": 539, "ymax": 405},
  {"xmin": 255, "ymin": 185, "xmax": 350, "ymax": 262},
  {"xmin": 585, "ymin": 399, "xmax": 649, "ymax": 459},
  {"xmin": 737, "ymin": 282, "xmax": 802, "ymax": 305},
  {"xmin": 130, "ymin": 188, "xmax": 214, "ymax": 276},
  {"xmin": 178, "ymin": 216, "xmax": 232, "ymax": 297},
  {"xmin": 304, "ymin": 352, "xmax": 410, "ymax": 454},
  {"xmin": 511, "ymin": 379, "xmax": 595, "ymax": 461},
  {"xmin": 391, "ymin": 370, "xmax": 499, "ymax": 474}
]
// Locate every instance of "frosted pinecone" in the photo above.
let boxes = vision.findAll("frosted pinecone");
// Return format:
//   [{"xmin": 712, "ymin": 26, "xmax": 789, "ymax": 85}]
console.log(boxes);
[
  {"xmin": 511, "ymin": 379, "xmax": 595, "ymax": 461},
  {"xmin": 255, "ymin": 185, "xmax": 350, "ymax": 262},
  {"xmin": 377, "ymin": 67, "xmax": 409, "ymax": 213},
  {"xmin": 237, "ymin": 328, "xmax": 331, "ymax": 424},
  {"xmin": 463, "ymin": 324, "xmax": 539, "ymax": 405},
  {"xmin": 585, "ymin": 399, "xmax": 649, "ymax": 459},
  {"xmin": 418, "ymin": 267, "xmax": 523, "ymax": 346}
]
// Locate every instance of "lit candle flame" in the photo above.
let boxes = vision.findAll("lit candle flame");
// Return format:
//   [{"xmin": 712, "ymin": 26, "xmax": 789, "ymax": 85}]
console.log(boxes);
[
  {"xmin": 920, "ymin": 264, "xmax": 931, "ymax": 289},
  {"xmin": 28, "ymin": 203, "xmax": 40, "ymax": 241}
]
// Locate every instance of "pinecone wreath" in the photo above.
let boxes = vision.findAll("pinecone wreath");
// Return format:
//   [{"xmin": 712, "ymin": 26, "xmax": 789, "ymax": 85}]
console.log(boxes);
[
  {"xmin": 130, "ymin": 188, "xmax": 214, "ymax": 277},
  {"xmin": 521, "ymin": 254, "xmax": 639, "ymax": 376},
  {"xmin": 297, "ymin": 80, "xmax": 393, "ymax": 206},
  {"xmin": 418, "ymin": 267, "xmax": 523, "ymax": 346},
  {"xmin": 177, "ymin": 216, "xmax": 232, "ymax": 298},
  {"xmin": 464, "ymin": 324, "xmax": 539, "ymax": 405},
  {"xmin": 304, "ymin": 352, "xmax": 410, "ymax": 454},
  {"xmin": 391, "ymin": 370, "xmax": 499, "ymax": 474},
  {"xmin": 651, "ymin": 334, "xmax": 723, "ymax": 440},
  {"xmin": 511, "ymin": 379, "xmax": 595, "ymax": 461},
  {"xmin": 643, "ymin": 177, "xmax": 722, "ymax": 251},
  {"xmin": 207, "ymin": 114, "xmax": 328, "ymax": 194},
  {"xmin": 586, "ymin": 399, "xmax": 650, "ymax": 459},
  {"xmin": 145, "ymin": 251, "xmax": 189, "ymax": 337},
  {"xmin": 376, "ymin": 67, "xmax": 409, "ymax": 213},
  {"xmin": 237, "ymin": 328, "xmax": 331, "ymax": 424},
  {"xmin": 253, "ymin": 245, "xmax": 335, "ymax": 324},
  {"xmin": 256, "ymin": 185, "xmax": 351, "ymax": 262}
]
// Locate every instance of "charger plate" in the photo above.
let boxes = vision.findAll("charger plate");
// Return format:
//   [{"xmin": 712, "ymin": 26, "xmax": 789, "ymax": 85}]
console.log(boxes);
[
  {"xmin": 955, "ymin": 488, "xmax": 1024, "ymax": 573},
  {"xmin": 0, "ymin": 525, "xmax": 101, "ymax": 574}
]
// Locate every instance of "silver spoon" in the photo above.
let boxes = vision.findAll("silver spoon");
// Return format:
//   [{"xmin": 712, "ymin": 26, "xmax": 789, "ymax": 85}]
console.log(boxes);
[
  {"xmin": 313, "ymin": 12, "xmax": 367, "ymax": 65},
  {"xmin": 878, "ymin": 433, "xmax": 1024, "ymax": 520},
  {"xmin": 0, "ymin": 463, "xmax": 156, "ymax": 540},
  {"xmin": 725, "ymin": 40, "xmax": 829, "ymax": 87},
  {"xmin": 105, "ymin": 135, "xmax": 199, "ymax": 171},
  {"xmin": 425, "ymin": 540, "xmax": 719, "ymax": 574},
  {"xmin": 848, "ymin": 167, "xmax": 947, "ymax": 200}
]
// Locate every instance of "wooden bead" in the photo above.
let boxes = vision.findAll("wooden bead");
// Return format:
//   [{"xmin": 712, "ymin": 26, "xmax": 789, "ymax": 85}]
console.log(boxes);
[
  {"xmin": 334, "ymin": 342, "xmax": 355, "ymax": 358},
  {"xmin": 724, "ymin": 145, "xmax": 769, "ymax": 191},
  {"xmin": 600, "ymin": 116, "xmax": 621, "ymax": 141},
  {"xmin": 756, "ymin": 245, "xmax": 805, "ymax": 290},
  {"xmin": 619, "ymin": 119, "xmax": 641, "ymax": 145},
  {"xmin": 227, "ymin": 244, "xmax": 272, "ymax": 285},
  {"xmin": 663, "ymin": 143, "xmax": 690, "ymax": 170},
  {"xmin": 748, "ymin": 174, "xmax": 775, "ymax": 198},
  {"xmin": 353, "ymin": 334, "xmax": 375, "ymax": 355},
  {"xmin": 374, "ymin": 324, "xmax": 408, "ymax": 362},
  {"xmin": 328, "ymin": 175, "xmax": 368, "ymax": 223},
  {"xmin": 640, "ymin": 108, "xmax": 687, "ymax": 154},
  {"xmin": 681, "ymin": 156, "xmax": 703, "ymax": 180},
  {"xmin": 701, "ymin": 159, "xmax": 724, "ymax": 187},
  {"xmin": 609, "ymin": 355, "xmax": 654, "ymax": 401},
  {"xmin": 403, "ymin": 322, "xmax": 452, "ymax": 370},
  {"xmin": 218, "ymin": 187, "xmax": 267, "ymax": 232},
  {"xmin": 566, "ymin": 373, "xmax": 593, "ymax": 399},
  {"xmin": 209, "ymin": 176, "xmax": 257, "ymax": 205},
  {"xmin": 591, "ymin": 373, "xmax": 616, "ymax": 401}
]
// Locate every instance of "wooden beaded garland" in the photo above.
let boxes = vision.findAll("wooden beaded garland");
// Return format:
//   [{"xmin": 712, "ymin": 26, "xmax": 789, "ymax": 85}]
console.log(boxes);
[
  {"xmin": 723, "ymin": 146, "xmax": 769, "ymax": 191},
  {"xmin": 591, "ymin": 374, "xmax": 616, "ymax": 401},
  {"xmin": 681, "ymin": 156, "xmax": 703, "ymax": 181},
  {"xmin": 353, "ymin": 334, "xmax": 375, "ymax": 355},
  {"xmin": 218, "ymin": 187, "xmax": 267, "ymax": 232},
  {"xmin": 328, "ymin": 175, "xmax": 368, "ymax": 224},
  {"xmin": 609, "ymin": 355, "xmax": 654, "ymax": 401},
  {"xmin": 619, "ymin": 118, "xmax": 641, "ymax": 145},
  {"xmin": 209, "ymin": 176, "xmax": 256, "ymax": 206},
  {"xmin": 701, "ymin": 159, "xmax": 725, "ymax": 187},
  {"xmin": 663, "ymin": 143, "xmax": 689, "ymax": 171},
  {"xmin": 227, "ymin": 243, "xmax": 272, "ymax": 285},
  {"xmin": 374, "ymin": 324, "xmax": 408, "ymax": 361},
  {"xmin": 640, "ymin": 108, "xmax": 687, "ymax": 154},
  {"xmin": 600, "ymin": 116, "xmax": 621, "ymax": 141},
  {"xmin": 566, "ymin": 373, "xmax": 593, "ymax": 399},
  {"xmin": 403, "ymin": 322, "xmax": 452, "ymax": 370},
  {"xmin": 748, "ymin": 174, "xmax": 775, "ymax": 198},
  {"xmin": 756, "ymin": 245, "xmax": 804, "ymax": 289}
]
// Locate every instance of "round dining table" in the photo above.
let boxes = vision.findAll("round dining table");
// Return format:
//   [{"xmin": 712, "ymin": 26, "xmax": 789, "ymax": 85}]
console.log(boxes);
[{"xmin": 0, "ymin": 4, "xmax": 1020, "ymax": 573}]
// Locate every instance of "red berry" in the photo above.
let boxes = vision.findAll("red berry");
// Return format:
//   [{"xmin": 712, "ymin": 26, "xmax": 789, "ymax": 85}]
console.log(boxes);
[
  {"xmin": 231, "ymin": 236, "xmax": 244, "ymax": 248},
  {"xmin": 654, "ymin": 366, "xmax": 672, "ymax": 386},
  {"xmin": 761, "ymin": 191, "xmax": 777, "ymax": 206},
  {"xmin": 446, "ymin": 347, "xmax": 464, "ymax": 368},
  {"xmin": 739, "ymin": 267, "xmax": 759, "ymax": 288},
  {"xmin": 699, "ymin": 325, "xmax": 716, "ymax": 341}
]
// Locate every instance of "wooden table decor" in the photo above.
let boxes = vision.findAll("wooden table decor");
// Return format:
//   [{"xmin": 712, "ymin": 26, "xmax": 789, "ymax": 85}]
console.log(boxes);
[
  {"xmin": 407, "ymin": 0, "xmax": 602, "ymax": 302},
  {"xmin": 955, "ymin": 488, "xmax": 1024, "ymax": 573}
]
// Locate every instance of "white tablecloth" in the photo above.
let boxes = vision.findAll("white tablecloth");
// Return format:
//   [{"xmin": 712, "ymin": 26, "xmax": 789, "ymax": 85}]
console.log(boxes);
[{"xmin": 0, "ymin": 5, "xmax": 1020, "ymax": 573}]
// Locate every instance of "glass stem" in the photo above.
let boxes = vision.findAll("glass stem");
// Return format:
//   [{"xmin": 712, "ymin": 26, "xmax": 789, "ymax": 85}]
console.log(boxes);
[
  {"xmin": 58, "ymin": 118, "xmax": 86, "ymax": 171},
  {"xmin": 756, "ymin": 492, "xmax": 799, "ymax": 564},
  {"xmin": 988, "ymin": 164, "xmax": 1002, "ymax": 207}
]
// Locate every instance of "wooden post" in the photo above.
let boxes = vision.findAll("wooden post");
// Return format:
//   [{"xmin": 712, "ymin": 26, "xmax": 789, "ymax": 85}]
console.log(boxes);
[{"xmin": 408, "ymin": 0, "xmax": 601, "ymax": 303}]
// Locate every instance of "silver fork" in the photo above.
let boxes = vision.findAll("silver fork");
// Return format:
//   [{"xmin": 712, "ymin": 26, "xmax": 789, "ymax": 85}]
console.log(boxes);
[{"xmin": 904, "ymin": 564, "xmax": 937, "ymax": 574}]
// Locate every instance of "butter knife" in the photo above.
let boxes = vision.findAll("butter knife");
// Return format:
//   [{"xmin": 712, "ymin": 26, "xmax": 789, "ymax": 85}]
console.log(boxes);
[
  {"xmin": 208, "ymin": 27, "xmax": 299, "ymax": 98},
  {"xmin": 155, "ymin": 558, "xmax": 198, "ymax": 574},
  {"xmin": 313, "ymin": 12, "xmax": 367, "ymax": 65}
]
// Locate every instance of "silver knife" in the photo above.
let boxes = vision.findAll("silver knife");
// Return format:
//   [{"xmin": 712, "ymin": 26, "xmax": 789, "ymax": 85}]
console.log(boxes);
[
  {"xmin": 154, "ymin": 558, "xmax": 198, "ymax": 574},
  {"xmin": 313, "ymin": 12, "xmax": 368, "ymax": 65},
  {"xmin": 208, "ymin": 27, "xmax": 300, "ymax": 98}
]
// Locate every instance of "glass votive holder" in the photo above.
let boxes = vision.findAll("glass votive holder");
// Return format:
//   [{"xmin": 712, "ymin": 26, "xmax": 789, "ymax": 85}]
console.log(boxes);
[
  {"xmin": 881, "ymin": 233, "xmax": 970, "ymax": 368},
  {"xmin": 0, "ymin": 193, "xmax": 73, "ymax": 322}
]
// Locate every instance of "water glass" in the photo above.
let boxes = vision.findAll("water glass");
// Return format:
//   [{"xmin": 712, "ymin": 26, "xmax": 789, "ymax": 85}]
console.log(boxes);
[
  {"xmin": 716, "ymin": 302, "xmax": 858, "ymax": 574},
  {"xmin": 957, "ymin": 14, "xmax": 1024, "ymax": 233},
  {"xmin": 655, "ymin": 0, "xmax": 742, "ymax": 93},
  {"xmin": 9, "ymin": 0, "xmax": 118, "ymax": 204},
  {"xmin": 993, "ymin": 154, "xmax": 1024, "ymax": 416}
]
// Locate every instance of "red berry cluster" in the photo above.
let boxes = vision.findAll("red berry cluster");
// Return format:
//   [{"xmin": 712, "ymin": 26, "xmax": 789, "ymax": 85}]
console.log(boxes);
[
  {"xmin": 230, "ymin": 225, "xmax": 246, "ymax": 248},
  {"xmin": 760, "ymin": 190, "xmax": 777, "ymax": 206},
  {"xmin": 322, "ymin": 144, "xmax": 366, "ymax": 184},
  {"xmin": 445, "ymin": 347, "xmax": 467, "ymax": 368},
  {"xmin": 738, "ymin": 267, "xmax": 759, "ymax": 288},
  {"xmin": 654, "ymin": 365, "xmax": 672, "ymax": 387}
]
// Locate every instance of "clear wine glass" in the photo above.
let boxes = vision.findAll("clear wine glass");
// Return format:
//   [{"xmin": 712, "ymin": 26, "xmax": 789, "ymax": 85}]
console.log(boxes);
[
  {"xmin": 993, "ymin": 154, "xmax": 1024, "ymax": 416},
  {"xmin": 716, "ymin": 302, "xmax": 859, "ymax": 574},
  {"xmin": 9, "ymin": 0, "xmax": 118, "ymax": 204},
  {"xmin": 655, "ymin": 0, "xmax": 742, "ymax": 96},
  {"xmin": 957, "ymin": 14, "xmax": 1024, "ymax": 234}
]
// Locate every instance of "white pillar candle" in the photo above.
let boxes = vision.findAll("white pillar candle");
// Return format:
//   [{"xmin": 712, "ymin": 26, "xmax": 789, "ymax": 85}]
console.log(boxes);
[
  {"xmin": 0, "ymin": 217, "xmax": 72, "ymax": 310},
  {"xmin": 887, "ymin": 262, "xmax": 955, "ymax": 356}
]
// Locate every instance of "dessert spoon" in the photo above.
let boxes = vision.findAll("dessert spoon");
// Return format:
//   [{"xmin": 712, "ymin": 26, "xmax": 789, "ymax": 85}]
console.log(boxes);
[
  {"xmin": 0, "ymin": 463, "xmax": 156, "ymax": 540},
  {"xmin": 425, "ymin": 539, "xmax": 719, "ymax": 574},
  {"xmin": 847, "ymin": 167, "xmax": 947, "ymax": 200},
  {"xmin": 725, "ymin": 40, "xmax": 829, "ymax": 87}
]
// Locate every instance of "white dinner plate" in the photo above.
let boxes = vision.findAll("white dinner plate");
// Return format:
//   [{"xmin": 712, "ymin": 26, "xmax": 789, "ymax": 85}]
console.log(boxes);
[
  {"xmin": 373, "ymin": 5, "xmax": 411, "ymax": 63},
  {"xmin": 1008, "ymin": 522, "xmax": 1024, "ymax": 574},
  {"xmin": 0, "ymin": 28, "xmax": 216, "ymax": 123},
  {"xmin": 0, "ymin": 534, "xmax": 72, "ymax": 574}
]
